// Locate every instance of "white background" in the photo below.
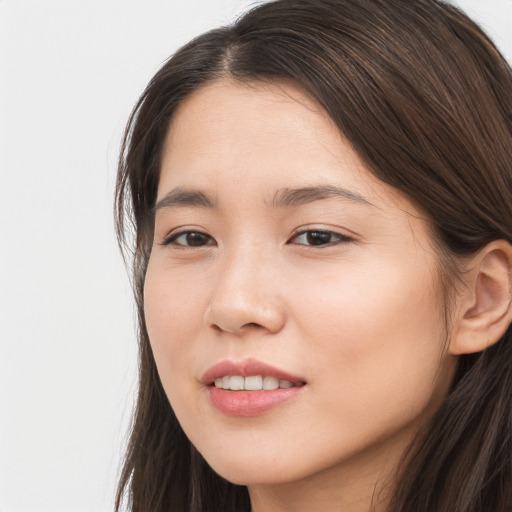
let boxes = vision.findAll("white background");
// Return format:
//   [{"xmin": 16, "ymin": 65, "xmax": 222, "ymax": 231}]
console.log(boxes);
[{"xmin": 0, "ymin": 1, "xmax": 510, "ymax": 511}]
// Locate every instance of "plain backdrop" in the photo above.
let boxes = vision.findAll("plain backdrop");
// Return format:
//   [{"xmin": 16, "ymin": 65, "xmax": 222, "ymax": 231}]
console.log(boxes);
[{"xmin": 0, "ymin": 1, "xmax": 510, "ymax": 511}]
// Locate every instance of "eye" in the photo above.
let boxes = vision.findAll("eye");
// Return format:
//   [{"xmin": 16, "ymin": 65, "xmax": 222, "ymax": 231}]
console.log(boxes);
[
  {"xmin": 290, "ymin": 230, "xmax": 353, "ymax": 247},
  {"xmin": 163, "ymin": 230, "xmax": 215, "ymax": 247}
]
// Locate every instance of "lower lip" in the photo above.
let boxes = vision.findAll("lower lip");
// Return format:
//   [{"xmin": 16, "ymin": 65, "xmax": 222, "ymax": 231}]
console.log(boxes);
[{"xmin": 207, "ymin": 386, "xmax": 304, "ymax": 417}]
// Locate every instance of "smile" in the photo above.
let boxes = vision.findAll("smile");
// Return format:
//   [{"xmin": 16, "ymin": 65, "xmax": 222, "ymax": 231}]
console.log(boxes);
[{"xmin": 202, "ymin": 359, "xmax": 307, "ymax": 416}]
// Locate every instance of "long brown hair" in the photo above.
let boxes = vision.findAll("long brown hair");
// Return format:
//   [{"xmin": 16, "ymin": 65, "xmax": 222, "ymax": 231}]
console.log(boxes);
[{"xmin": 114, "ymin": 1, "xmax": 512, "ymax": 510}]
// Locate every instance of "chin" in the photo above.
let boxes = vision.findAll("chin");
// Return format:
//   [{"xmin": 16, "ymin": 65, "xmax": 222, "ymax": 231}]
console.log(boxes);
[{"xmin": 198, "ymin": 453, "xmax": 288, "ymax": 486}]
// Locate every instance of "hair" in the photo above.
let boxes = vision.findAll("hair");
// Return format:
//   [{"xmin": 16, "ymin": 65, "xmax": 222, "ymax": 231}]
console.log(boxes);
[{"xmin": 114, "ymin": 0, "xmax": 512, "ymax": 510}]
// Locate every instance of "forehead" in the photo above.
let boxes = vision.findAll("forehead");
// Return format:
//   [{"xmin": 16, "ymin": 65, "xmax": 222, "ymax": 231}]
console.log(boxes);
[
  {"xmin": 158, "ymin": 78, "xmax": 409, "ymax": 214},
  {"xmin": 165, "ymin": 78, "xmax": 329, "ymax": 150}
]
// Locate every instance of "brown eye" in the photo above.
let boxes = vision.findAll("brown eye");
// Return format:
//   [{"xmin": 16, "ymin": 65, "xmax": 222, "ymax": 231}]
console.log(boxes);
[
  {"xmin": 165, "ymin": 231, "xmax": 214, "ymax": 247},
  {"xmin": 292, "ymin": 230, "xmax": 352, "ymax": 247}
]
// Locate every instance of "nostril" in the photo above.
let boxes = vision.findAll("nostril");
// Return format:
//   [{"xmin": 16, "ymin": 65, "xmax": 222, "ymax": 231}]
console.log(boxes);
[
  {"xmin": 244, "ymin": 322, "xmax": 263, "ymax": 330},
  {"xmin": 209, "ymin": 321, "xmax": 265, "ymax": 334}
]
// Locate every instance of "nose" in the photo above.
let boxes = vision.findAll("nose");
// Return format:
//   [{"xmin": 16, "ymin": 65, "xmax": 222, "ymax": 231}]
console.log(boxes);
[{"xmin": 204, "ymin": 245, "xmax": 286, "ymax": 336}]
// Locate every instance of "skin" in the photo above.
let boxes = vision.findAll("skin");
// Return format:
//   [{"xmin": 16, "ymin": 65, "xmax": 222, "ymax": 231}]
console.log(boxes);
[{"xmin": 144, "ymin": 79, "xmax": 460, "ymax": 512}]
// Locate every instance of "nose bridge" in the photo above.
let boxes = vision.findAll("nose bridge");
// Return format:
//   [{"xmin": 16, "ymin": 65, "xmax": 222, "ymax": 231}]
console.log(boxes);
[{"xmin": 205, "ymin": 238, "xmax": 284, "ymax": 335}]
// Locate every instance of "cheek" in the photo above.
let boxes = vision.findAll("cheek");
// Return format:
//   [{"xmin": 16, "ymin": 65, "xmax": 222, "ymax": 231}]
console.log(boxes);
[
  {"xmin": 291, "ymin": 256, "xmax": 450, "ymax": 428},
  {"xmin": 293, "ymin": 254, "xmax": 440, "ymax": 343},
  {"xmin": 143, "ymin": 259, "xmax": 207, "ymax": 386}
]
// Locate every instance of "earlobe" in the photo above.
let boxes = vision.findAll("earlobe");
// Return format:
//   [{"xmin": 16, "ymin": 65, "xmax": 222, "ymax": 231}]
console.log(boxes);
[{"xmin": 450, "ymin": 240, "xmax": 512, "ymax": 355}]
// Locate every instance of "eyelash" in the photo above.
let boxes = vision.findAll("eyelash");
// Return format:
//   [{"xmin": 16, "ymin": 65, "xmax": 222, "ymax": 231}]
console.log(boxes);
[
  {"xmin": 289, "ymin": 229, "xmax": 354, "ymax": 247},
  {"xmin": 162, "ymin": 229, "xmax": 354, "ymax": 248},
  {"xmin": 162, "ymin": 230, "xmax": 215, "ymax": 247}
]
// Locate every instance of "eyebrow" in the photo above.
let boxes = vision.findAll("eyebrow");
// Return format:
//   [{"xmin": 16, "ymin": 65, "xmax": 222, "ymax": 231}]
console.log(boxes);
[
  {"xmin": 271, "ymin": 185, "xmax": 373, "ymax": 208},
  {"xmin": 154, "ymin": 187, "xmax": 217, "ymax": 213},
  {"xmin": 153, "ymin": 184, "xmax": 373, "ymax": 214}
]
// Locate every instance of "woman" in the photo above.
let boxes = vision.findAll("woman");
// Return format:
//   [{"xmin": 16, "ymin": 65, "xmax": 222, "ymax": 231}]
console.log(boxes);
[{"xmin": 114, "ymin": 0, "xmax": 512, "ymax": 510}]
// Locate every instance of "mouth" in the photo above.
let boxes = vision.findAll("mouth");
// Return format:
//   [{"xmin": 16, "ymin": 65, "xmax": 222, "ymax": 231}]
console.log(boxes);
[{"xmin": 202, "ymin": 358, "xmax": 307, "ymax": 417}]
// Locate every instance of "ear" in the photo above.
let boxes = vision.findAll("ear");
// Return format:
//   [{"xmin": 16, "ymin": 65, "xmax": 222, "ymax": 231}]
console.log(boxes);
[{"xmin": 450, "ymin": 240, "xmax": 512, "ymax": 355}]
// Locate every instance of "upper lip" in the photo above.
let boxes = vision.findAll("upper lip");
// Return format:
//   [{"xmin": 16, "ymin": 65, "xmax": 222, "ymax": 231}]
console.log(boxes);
[{"xmin": 201, "ymin": 358, "xmax": 306, "ymax": 386}]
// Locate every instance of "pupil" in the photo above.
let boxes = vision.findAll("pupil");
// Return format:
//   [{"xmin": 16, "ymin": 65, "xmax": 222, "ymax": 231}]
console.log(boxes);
[
  {"xmin": 307, "ymin": 231, "xmax": 331, "ymax": 245},
  {"xmin": 187, "ymin": 232, "xmax": 208, "ymax": 246}
]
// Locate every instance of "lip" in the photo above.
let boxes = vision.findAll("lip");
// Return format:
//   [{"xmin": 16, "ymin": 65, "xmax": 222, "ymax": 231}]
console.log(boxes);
[{"xmin": 202, "ymin": 358, "xmax": 307, "ymax": 417}]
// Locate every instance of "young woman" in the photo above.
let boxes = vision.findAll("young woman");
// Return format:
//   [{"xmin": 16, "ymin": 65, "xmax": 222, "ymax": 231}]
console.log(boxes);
[{"xmin": 114, "ymin": 1, "xmax": 512, "ymax": 510}]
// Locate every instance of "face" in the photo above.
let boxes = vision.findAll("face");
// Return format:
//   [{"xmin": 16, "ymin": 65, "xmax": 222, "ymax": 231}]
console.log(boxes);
[{"xmin": 144, "ymin": 79, "xmax": 457, "ymax": 489}]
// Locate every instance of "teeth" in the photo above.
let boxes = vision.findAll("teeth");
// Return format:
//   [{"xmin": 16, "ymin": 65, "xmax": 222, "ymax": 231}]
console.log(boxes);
[
  {"xmin": 213, "ymin": 375, "xmax": 299, "ymax": 391},
  {"xmin": 229, "ymin": 376, "xmax": 244, "ymax": 391},
  {"xmin": 263, "ymin": 376, "xmax": 279, "ymax": 390},
  {"xmin": 245, "ymin": 375, "xmax": 263, "ymax": 390}
]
